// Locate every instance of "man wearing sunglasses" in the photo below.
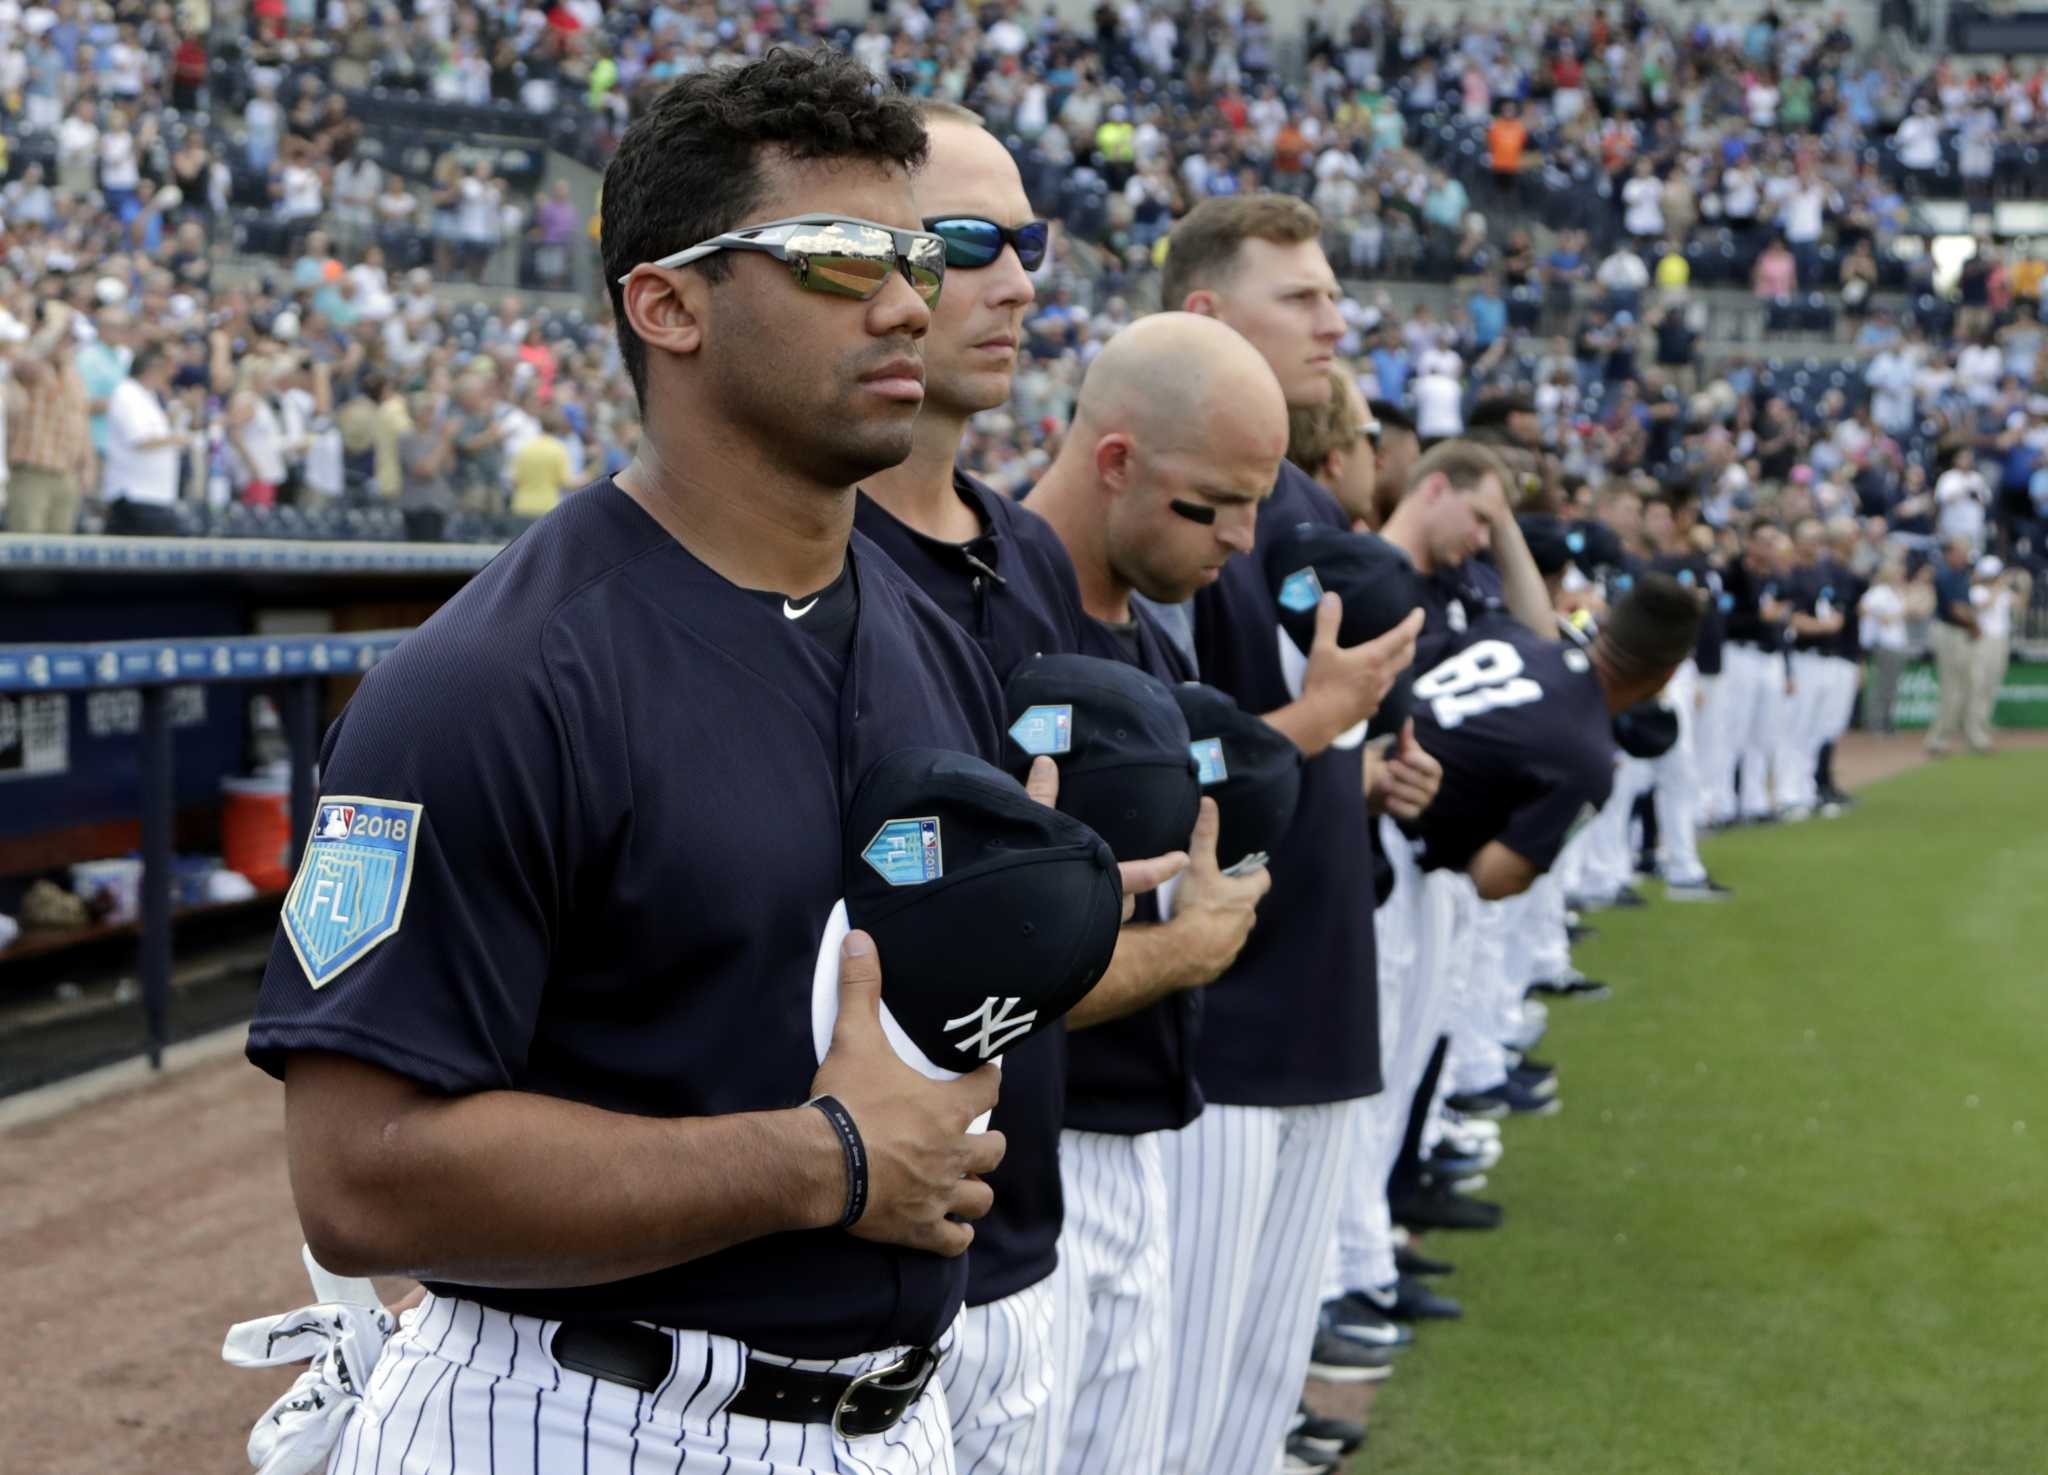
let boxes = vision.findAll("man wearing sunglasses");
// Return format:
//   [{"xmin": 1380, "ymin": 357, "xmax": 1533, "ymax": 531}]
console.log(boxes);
[
  {"xmin": 248, "ymin": 52, "xmax": 1041, "ymax": 1475},
  {"xmin": 855, "ymin": 106, "xmax": 1265, "ymax": 1475}
]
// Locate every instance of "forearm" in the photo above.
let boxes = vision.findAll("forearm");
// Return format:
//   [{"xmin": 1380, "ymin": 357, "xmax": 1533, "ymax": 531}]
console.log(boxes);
[
  {"xmin": 1067, "ymin": 922, "xmax": 1209, "ymax": 1028},
  {"xmin": 1488, "ymin": 511, "xmax": 1556, "ymax": 638},
  {"xmin": 1261, "ymin": 691, "xmax": 1343, "ymax": 758},
  {"xmin": 287, "ymin": 1056, "xmax": 841, "ymax": 1287}
]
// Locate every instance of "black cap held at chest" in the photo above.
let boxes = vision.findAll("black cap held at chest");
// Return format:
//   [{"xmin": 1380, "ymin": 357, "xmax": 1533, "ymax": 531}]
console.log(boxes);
[
  {"xmin": 1003, "ymin": 652, "xmax": 1202, "ymax": 864},
  {"xmin": 1266, "ymin": 523, "xmax": 1425, "ymax": 653},
  {"xmin": 838, "ymin": 748, "xmax": 1123, "ymax": 1078},
  {"xmin": 1169, "ymin": 682, "xmax": 1303, "ymax": 874},
  {"xmin": 1612, "ymin": 699, "xmax": 1681, "ymax": 759}
]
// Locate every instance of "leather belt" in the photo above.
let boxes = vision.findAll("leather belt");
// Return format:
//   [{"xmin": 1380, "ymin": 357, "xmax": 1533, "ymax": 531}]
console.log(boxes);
[{"xmin": 548, "ymin": 1321, "xmax": 937, "ymax": 1438}]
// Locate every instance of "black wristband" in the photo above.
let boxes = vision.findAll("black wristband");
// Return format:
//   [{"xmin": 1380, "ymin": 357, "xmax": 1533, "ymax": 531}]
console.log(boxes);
[{"xmin": 808, "ymin": 1094, "xmax": 868, "ymax": 1230}]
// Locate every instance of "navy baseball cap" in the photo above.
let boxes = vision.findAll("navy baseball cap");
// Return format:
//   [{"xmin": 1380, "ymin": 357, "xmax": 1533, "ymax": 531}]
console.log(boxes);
[
  {"xmin": 1612, "ymin": 700, "xmax": 1680, "ymax": 758},
  {"xmin": 1003, "ymin": 653, "xmax": 1202, "ymax": 864},
  {"xmin": 1266, "ymin": 524, "xmax": 1424, "ymax": 654},
  {"xmin": 1565, "ymin": 519, "xmax": 1627, "ymax": 572},
  {"xmin": 837, "ymin": 747, "xmax": 1123, "ymax": 1077},
  {"xmin": 1169, "ymin": 682, "xmax": 1302, "ymax": 873}
]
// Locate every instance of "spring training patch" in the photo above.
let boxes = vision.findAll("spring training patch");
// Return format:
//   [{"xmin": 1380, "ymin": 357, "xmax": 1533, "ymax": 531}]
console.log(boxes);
[
  {"xmin": 862, "ymin": 817, "xmax": 943, "ymax": 886},
  {"xmin": 1277, "ymin": 566, "xmax": 1324, "ymax": 613},
  {"xmin": 282, "ymin": 796, "xmax": 424, "ymax": 988},
  {"xmin": 1008, "ymin": 703, "xmax": 1074, "ymax": 757},
  {"xmin": 1190, "ymin": 737, "xmax": 1229, "ymax": 786}
]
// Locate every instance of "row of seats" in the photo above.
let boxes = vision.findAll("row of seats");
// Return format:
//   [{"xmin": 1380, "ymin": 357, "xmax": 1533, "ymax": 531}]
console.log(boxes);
[{"xmin": 148, "ymin": 501, "xmax": 528, "ymax": 545}]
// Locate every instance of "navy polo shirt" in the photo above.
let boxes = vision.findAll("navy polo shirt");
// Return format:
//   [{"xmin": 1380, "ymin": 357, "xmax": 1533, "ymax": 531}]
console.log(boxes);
[
  {"xmin": 1402, "ymin": 622, "xmax": 1617, "ymax": 876},
  {"xmin": 1190, "ymin": 461, "xmax": 1383, "ymax": 1108},
  {"xmin": 1064, "ymin": 606, "xmax": 1205, "ymax": 1136},
  {"xmin": 854, "ymin": 468, "xmax": 1083, "ymax": 1308},
  {"xmin": 248, "ymin": 478, "xmax": 1004, "ymax": 1359},
  {"xmin": 1933, "ymin": 563, "xmax": 1973, "ymax": 627}
]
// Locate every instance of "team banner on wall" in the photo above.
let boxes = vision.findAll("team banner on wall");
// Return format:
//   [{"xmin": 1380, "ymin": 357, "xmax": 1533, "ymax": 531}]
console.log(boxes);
[{"xmin": 1878, "ymin": 659, "xmax": 2048, "ymax": 730}]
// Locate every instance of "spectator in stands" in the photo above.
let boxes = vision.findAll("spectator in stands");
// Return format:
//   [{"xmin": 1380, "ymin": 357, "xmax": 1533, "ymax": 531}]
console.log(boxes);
[
  {"xmin": 1752, "ymin": 237, "xmax": 1798, "ymax": 301},
  {"xmin": 5, "ymin": 302, "xmax": 94, "ymax": 535},
  {"xmin": 1935, "ymin": 447, "xmax": 1994, "ymax": 553},
  {"xmin": 532, "ymin": 181, "xmax": 582, "ymax": 290},
  {"xmin": 102, "ymin": 343, "xmax": 193, "ymax": 535},
  {"xmin": 398, "ymin": 387, "xmax": 458, "ymax": 544},
  {"xmin": 509, "ymin": 405, "xmax": 575, "ymax": 520},
  {"xmin": 451, "ymin": 373, "xmax": 508, "ymax": 510},
  {"xmin": 1925, "ymin": 535, "xmax": 1985, "ymax": 756},
  {"xmin": 225, "ymin": 366, "xmax": 289, "ymax": 508}
]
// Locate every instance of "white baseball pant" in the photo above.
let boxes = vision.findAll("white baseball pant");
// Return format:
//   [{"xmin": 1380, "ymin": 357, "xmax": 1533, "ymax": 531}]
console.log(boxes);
[
  {"xmin": 1050, "ymin": 1129, "xmax": 1172, "ymax": 1475},
  {"xmin": 329, "ymin": 1293, "xmax": 957, "ymax": 1475},
  {"xmin": 1692, "ymin": 671, "xmax": 1734, "ymax": 827},
  {"xmin": 941, "ymin": 1273, "xmax": 1068, "ymax": 1475},
  {"xmin": 1158, "ymin": 1098, "xmax": 1356, "ymax": 1475},
  {"xmin": 1727, "ymin": 644, "xmax": 1790, "ymax": 819},
  {"xmin": 1653, "ymin": 660, "xmax": 1709, "ymax": 886},
  {"xmin": 1444, "ymin": 892, "xmax": 1515, "ymax": 1097},
  {"xmin": 1327, "ymin": 826, "xmax": 1460, "ymax": 1299}
]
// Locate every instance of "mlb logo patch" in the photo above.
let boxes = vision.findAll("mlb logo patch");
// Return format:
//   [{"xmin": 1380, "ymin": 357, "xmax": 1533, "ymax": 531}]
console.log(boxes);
[{"xmin": 282, "ymin": 796, "xmax": 423, "ymax": 988}]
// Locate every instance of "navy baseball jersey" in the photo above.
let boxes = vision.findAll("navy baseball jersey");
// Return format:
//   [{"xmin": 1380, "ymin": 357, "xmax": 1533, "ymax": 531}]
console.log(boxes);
[
  {"xmin": 1414, "ymin": 556, "xmax": 1506, "ymax": 667},
  {"xmin": 1401, "ymin": 622, "xmax": 1616, "ymax": 876},
  {"xmin": 1830, "ymin": 563, "xmax": 1867, "ymax": 660},
  {"xmin": 1787, "ymin": 562, "xmax": 1840, "ymax": 652},
  {"xmin": 1190, "ymin": 460, "xmax": 1382, "ymax": 1108},
  {"xmin": 1063, "ymin": 606, "xmax": 1204, "ymax": 1136},
  {"xmin": 855, "ymin": 468, "xmax": 1083, "ymax": 1308},
  {"xmin": 248, "ymin": 478, "xmax": 1005, "ymax": 1358},
  {"xmin": 1723, "ymin": 560, "xmax": 1791, "ymax": 651}
]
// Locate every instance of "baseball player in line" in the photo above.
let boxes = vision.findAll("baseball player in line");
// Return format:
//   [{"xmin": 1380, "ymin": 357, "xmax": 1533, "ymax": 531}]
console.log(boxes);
[
  {"xmin": 1157, "ymin": 194, "xmax": 1428, "ymax": 1475},
  {"xmin": 852, "ymin": 112, "xmax": 1258, "ymax": 1475},
  {"xmin": 237, "ymin": 54, "xmax": 1177, "ymax": 1475},
  {"xmin": 1023, "ymin": 310, "xmax": 1289, "ymax": 1475}
]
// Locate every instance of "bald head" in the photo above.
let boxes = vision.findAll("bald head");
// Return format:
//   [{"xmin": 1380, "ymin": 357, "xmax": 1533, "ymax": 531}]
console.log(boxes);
[
  {"xmin": 1074, "ymin": 311, "xmax": 1289, "ymax": 463},
  {"xmin": 1026, "ymin": 313, "xmax": 1289, "ymax": 616}
]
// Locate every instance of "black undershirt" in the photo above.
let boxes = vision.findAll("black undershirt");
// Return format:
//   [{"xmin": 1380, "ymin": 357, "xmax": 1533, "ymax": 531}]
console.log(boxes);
[{"xmin": 746, "ymin": 557, "xmax": 860, "ymax": 663}]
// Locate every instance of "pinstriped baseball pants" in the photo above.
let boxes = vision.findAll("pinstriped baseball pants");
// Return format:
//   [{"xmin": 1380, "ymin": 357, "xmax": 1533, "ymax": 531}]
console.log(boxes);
[
  {"xmin": 329, "ymin": 1293, "xmax": 957, "ymax": 1475},
  {"xmin": 938, "ymin": 1273, "xmax": 1066, "ymax": 1475},
  {"xmin": 1051, "ymin": 1129, "xmax": 1173, "ymax": 1475},
  {"xmin": 1157, "ymin": 1099, "xmax": 1355, "ymax": 1475}
]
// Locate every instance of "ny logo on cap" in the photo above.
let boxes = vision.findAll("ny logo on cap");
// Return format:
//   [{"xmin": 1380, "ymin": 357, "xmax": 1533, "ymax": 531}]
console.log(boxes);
[{"xmin": 945, "ymin": 996, "xmax": 1039, "ymax": 1060}]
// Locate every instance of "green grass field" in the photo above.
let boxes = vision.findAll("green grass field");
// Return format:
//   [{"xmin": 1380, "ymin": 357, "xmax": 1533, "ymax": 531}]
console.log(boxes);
[{"xmin": 1355, "ymin": 750, "xmax": 2048, "ymax": 1475}]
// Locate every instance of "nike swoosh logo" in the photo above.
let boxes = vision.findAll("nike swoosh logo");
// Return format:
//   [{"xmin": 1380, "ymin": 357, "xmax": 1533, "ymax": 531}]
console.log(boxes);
[{"xmin": 783, "ymin": 598, "xmax": 818, "ymax": 620}]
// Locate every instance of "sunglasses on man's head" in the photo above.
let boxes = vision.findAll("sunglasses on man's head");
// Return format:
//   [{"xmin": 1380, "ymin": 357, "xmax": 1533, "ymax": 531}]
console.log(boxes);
[
  {"xmin": 923, "ymin": 216, "xmax": 1052, "ymax": 272},
  {"xmin": 625, "ymin": 214, "xmax": 946, "ymax": 306}
]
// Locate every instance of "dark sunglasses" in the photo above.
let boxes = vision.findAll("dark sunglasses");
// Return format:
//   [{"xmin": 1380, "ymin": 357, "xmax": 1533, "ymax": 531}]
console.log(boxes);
[
  {"xmin": 923, "ymin": 216, "xmax": 1052, "ymax": 272},
  {"xmin": 626, "ymin": 214, "xmax": 946, "ymax": 306}
]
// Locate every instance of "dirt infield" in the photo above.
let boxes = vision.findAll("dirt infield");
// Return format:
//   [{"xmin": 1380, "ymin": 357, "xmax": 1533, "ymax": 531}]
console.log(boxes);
[
  {"xmin": 4, "ymin": 730, "xmax": 2039, "ymax": 1474},
  {"xmin": 0, "ymin": 1054, "xmax": 399, "ymax": 1475}
]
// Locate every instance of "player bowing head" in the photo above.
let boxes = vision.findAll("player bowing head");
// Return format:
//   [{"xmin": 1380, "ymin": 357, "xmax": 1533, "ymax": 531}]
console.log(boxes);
[
  {"xmin": 1031, "ymin": 312, "xmax": 1290, "ymax": 605},
  {"xmin": 605, "ymin": 47, "xmax": 943, "ymax": 494},
  {"xmin": 1384, "ymin": 440, "xmax": 1513, "ymax": 575},
  {"xmin": 1163, "ymin": 194, "xmax": 1345, "ymax": 411},
  {"xmin": 1286, "ymin": 367, "xmax": 1379, "ymax": 530},
  {"xmin": 1593, "ymin": 570, "xmax": 1710, "ymax": 713}
]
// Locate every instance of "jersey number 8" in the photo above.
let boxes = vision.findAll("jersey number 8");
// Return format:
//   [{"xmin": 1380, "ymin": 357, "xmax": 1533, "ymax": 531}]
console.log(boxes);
[{"xmin": 1413, "ymin": 640, "xmax": 1543, "ymax": 730}]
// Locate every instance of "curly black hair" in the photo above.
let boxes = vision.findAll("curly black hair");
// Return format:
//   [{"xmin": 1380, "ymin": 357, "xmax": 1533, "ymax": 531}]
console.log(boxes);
[{"xmin": 601, "ymin": 48, "xmax": 930, "ymax": 408}]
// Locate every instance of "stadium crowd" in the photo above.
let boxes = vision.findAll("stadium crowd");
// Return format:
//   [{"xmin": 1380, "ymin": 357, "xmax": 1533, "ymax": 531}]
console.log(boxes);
[{"xmin": 0, "ymin": 1, "xmax": 1998, "ymax": 1469}]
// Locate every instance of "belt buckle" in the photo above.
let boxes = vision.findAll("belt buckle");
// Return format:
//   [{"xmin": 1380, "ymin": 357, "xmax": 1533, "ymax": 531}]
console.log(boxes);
[{"xmin": 830, "ymin": 1347, "xmax": 935, "ymax": 1439}]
